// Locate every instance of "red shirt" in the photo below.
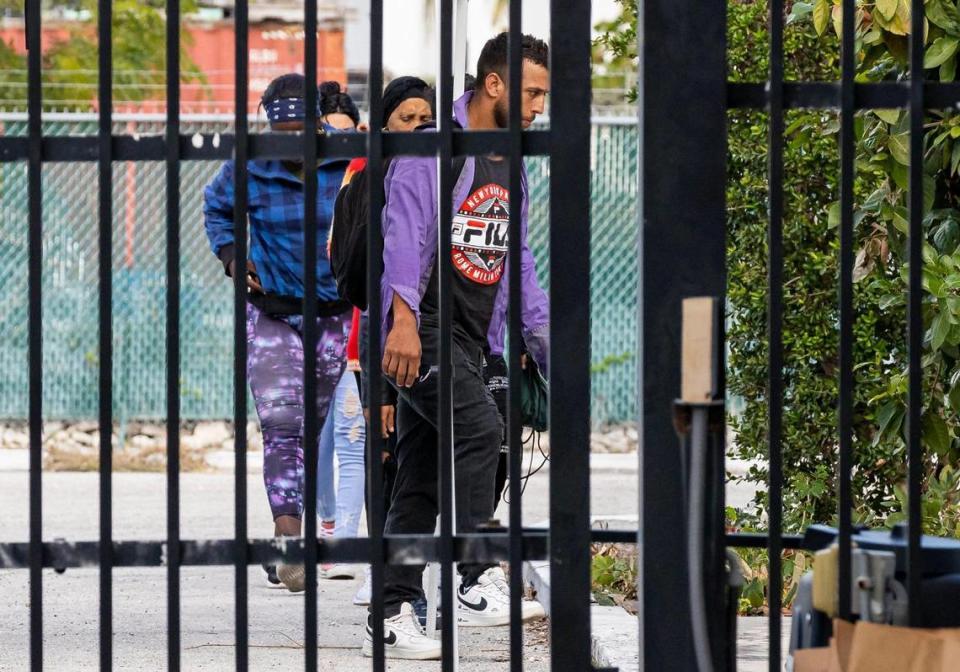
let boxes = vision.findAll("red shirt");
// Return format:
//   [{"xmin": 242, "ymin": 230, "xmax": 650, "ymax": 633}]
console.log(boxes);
[{"xmin": 346, "ymin": 307, "xmax": 360, "ymax": 370}]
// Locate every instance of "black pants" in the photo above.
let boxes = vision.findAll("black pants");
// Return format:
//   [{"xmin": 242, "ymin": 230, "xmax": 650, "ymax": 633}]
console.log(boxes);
[
  {"xmin": 364, "ymin": 427, "xmax": 398, "ymax": 537},
  {"xmin": 380, "ymin": 327, "xmax": 503, "ymax": 616}
]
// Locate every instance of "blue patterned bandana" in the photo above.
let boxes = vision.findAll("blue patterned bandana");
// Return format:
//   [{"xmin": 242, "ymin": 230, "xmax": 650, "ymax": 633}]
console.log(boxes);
[{"xmin": 264, "ymin": 97, "xmax": 320, "ymax": 124}]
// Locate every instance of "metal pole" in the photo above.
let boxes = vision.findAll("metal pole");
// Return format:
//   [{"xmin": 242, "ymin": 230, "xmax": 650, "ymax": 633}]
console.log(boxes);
[
  {"xmin": 638, "ymin": 2, "xmax": 727, "ymax": 669},
  {"xmin": 549, "ymin": 1, "xmax": 593, "ymax": 669},
  {"xmin": 453, "ymin": 0, "xmax": 469, "ymax": 96}
]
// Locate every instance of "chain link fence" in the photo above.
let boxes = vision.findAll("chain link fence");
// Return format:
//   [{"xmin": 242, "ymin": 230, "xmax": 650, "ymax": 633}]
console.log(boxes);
[{"xmin": 0, "ymin": 115, "xmax": 637, "ymax": 426}]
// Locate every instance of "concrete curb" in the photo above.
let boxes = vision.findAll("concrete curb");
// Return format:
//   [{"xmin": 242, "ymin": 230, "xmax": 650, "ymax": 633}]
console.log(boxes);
[{"xmin": 523, "ymin": 559, "xmax": 639, "ymax": 672}]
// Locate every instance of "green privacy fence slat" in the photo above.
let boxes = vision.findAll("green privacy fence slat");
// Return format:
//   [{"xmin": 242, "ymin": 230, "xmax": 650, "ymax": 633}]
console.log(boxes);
[{"xmin": 0, "ymin": 118, "xmax": 638, "ymax": 426}]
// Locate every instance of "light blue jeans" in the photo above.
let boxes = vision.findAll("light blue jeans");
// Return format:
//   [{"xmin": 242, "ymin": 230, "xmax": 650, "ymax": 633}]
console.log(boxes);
[{"xmin": 317, "ymin": 370, "xmax": 366, "ymax": 538}]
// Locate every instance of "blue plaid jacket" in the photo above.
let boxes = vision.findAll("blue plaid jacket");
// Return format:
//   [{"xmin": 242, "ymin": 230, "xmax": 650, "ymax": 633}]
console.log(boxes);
[{"xmin": 203, "ymin": 159, "xmax": 348, "ymax": 302}]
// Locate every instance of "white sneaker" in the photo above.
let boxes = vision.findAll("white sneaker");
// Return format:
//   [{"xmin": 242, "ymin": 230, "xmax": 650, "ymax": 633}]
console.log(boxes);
[
  {"xmin": 457, "ymin": 566, "xmax": 545, "ymax": 626},
  {"xmin": 487, "ymin": 566, "xmax": 546, "ymax": 622},
  {"xmin": 361, "ymin": 602, "xmax": 442, "ymax": 660},
  {"xmin": 319, "ymin": 563, "xmax": 355, "ymax": 580},
  {"xmin": 353, "ymin": 566, "xmax": 372, "ymax": 606}
]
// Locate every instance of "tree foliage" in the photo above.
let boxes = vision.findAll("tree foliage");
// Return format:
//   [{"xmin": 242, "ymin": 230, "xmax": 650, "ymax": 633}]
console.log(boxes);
[
  {"xmin": 592, "ymin": 0, "xmax": 638, "ymax": 103},
  {"xmin": 0, "ymin": 0, "xmax": 203, "ymax": 110}
]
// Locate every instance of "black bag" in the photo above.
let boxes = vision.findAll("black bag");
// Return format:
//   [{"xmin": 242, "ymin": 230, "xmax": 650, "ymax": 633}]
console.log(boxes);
[
  {"xmin": 521, "ymin": 357, "xmax": 549, "ymax": 431},
  {"xmin": 329, "ymin": 162, "xmax": 383, "ymax": 310},
  {"xmin": 329, "ymin": 121, "xmax": 464, "ymax": 310}
]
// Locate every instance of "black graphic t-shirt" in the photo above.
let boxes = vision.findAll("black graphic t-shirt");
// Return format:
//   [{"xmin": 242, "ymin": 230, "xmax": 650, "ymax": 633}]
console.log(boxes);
[{"xmin": 421, "ymin": 156, "xmax": 510, "ymax": 347}]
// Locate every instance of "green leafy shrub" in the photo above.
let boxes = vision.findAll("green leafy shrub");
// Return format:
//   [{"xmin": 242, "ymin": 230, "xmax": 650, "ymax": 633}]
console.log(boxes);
[{"xmin": 590, "ymin": 540, "xmax": 638, "ymax": 611}]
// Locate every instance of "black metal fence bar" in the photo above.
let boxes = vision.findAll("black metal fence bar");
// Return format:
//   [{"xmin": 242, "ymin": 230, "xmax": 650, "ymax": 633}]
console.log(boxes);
[
  {"xmin": 165, "ymin": 0, "xmax": 182, "ymax": 668},
  {"xmin": 366, "ymin": 0, "xmax": 386, "ymax": 667},
  {"xmin": 766, "ymin": 2, "xmax": 785, "ymax": 668},
  {"xmin": 507, "ymin": 1, "xmax": 524, "ymax": 670},
  {"xmin": 0, "ymin": 530, "xmax": 814, "ymax": 571},
  {"xmin": 231, "ymin": 0, "xmax": 250, "ymax": 665},
  {"xmin": 26, "ymin": 0, "xmax": 43, "ymax": 668},
  {"xmin": 0, "ymin": 129, "xmax": 552, "ymax": 163},
  {"xmin": 0, "ymin": 533, "xmax": 556, "ymax": 570},
  {"xmin": 728, "ymin": 81, "xmax": 960, "ymax": 109},
  {"xmin": 436, "ymin": 1, "xmax": 457, "ymax": 667},
  {"xmin": 907, "ymin": 0, "xmax": 925, "ymax": 628},
  {"xmin": 837, "ymin": 0, "xmax": 856, "ymax": 623},
  {"xmin": 96, "ymin": 0, "xmax": 114, "ymax": 666},
  {"xmin": 301, "ymin": 0, "xmax": 320, "ymax": 666},
  {"xmin": 549, "ymin": 2, "xmax": 592, "ymax": 669}
]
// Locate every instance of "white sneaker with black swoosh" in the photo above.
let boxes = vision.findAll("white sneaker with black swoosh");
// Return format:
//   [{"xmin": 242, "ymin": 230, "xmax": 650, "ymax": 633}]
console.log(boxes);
[
  {"xmin": 457, "ymin": 567, "xmax": 546, "ymax": 626},
  {"xmin": 361, "ymin": 602, "xmax": 441, "ymax": 660}
]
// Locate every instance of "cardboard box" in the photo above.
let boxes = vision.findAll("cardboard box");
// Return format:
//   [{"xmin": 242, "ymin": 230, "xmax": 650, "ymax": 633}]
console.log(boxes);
[{"xmin": 793, "ymin": 620, "xmax": 960, "ymax": 672}]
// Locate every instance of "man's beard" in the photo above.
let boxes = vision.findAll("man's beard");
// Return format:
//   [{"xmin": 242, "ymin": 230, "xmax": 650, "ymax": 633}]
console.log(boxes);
[{"xmin": 493, "ymin": 98, "xmax": 509, "ymax": 129}]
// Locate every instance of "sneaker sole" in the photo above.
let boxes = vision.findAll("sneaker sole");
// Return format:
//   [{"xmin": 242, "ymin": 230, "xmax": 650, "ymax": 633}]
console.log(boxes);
[
  {"xmin": 456, "ymin": 610, "xmax": 511, "ymax": 627},
  {"xmin": 455, "ymin": 606, "xmax": 544, "ymax": 626},
  {"xmin": 320, "ymin": 569, "xmax": 355, "ymax": 580},
  {"xmin": 361, "ymin": 638, "xmax": 441, "ymax": 660},
  {"xmin": 522, "ymin": 605, "xmax": 546, "ymax": 622}
]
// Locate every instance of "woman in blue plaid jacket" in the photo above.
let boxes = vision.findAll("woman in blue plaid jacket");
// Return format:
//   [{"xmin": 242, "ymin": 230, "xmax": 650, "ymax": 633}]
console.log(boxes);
[{"xmin": 203, "ymin": 74, "xmax": 359, "ymax": 592}]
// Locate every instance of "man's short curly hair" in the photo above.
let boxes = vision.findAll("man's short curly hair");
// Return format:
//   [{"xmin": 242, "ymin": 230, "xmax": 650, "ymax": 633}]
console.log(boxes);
[{"xmin": 476, "ymin": 32, "xmax": 549, "ymax": 86}]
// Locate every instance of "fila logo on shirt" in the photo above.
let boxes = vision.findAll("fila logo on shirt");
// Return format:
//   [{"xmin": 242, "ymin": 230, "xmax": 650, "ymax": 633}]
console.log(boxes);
[{"xmin": 451, "ymin": 183, "xmax": 510, "ymax": 285}]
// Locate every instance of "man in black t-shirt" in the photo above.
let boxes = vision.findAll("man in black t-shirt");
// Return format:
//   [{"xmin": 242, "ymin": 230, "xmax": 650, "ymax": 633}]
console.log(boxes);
[
  {"xmin": 420, "ymin": 159, "xmax": 511, "ymax": 341},
  {"xmin": 362, "ymin": 33, "xmax": 551, "ymax": 660}
]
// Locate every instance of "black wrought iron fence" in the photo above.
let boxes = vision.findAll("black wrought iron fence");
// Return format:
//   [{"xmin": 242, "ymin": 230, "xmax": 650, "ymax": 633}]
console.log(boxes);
[
  {"xmin": 1, "ymin": 0, "xmax": 595, "ymax": 671},
  {"xmin": 9, "ymin": 0, "xmax": 941, "ymax": 670}
]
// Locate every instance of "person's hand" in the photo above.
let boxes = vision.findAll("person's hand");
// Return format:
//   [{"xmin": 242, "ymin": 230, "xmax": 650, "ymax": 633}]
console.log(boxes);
[
  {"xmin": 383, "ymin": 296, "xmax": 421, "ymax": 387},
  {"xmin": 228, "ymin": 259, "xmax": 264, "ymax": 294},
  {"xmin": 382, "ymin": 450, "xmax": 391, "ymax": 464},
  {"xmin": 362, "ymin": 405, "xmax": 396, "ymax": 438},
  {"xmin": 381, "ymin": 404, "xmax": 395, "ymax": 438}
]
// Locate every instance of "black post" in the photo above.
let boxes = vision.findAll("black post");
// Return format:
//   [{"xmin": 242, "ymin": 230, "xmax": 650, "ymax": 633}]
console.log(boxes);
[
  {"xmin": 232, "ymin": 0, "xmax": 250, "ymax": 667},
  {"xmin": 548, "ymin": 1, "xmax": 593, "ymax": 670},
  {"xmin": 638, "ymin": 2, "xmax": 727, "ymax": 670},
  {"xmin": 906, "ymin": 0, "xmax": 925, "ymax": 627},
  {"xmin": 366, "ymin": 1, "xmax": 387, "ymax": 669},
  {"xmin": 506, "ymin": 1, "xmax": 525, "ymax": 670},
  {"xmin": 26, "ymin": 0, "xmax": 43, "ymax": 668},
  {"xmin": 97, "ymin": 0, "xmax": 114, "ymax": 666},
  {"xmin": 165, "ymin": 0, "xmax": 182, "ymax": 668}
]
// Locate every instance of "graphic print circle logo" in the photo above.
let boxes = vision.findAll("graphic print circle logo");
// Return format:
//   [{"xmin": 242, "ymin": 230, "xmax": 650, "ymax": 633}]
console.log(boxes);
[{"xmin": 450, "ymin": 183, "xmax": 510, "ymax": 286}]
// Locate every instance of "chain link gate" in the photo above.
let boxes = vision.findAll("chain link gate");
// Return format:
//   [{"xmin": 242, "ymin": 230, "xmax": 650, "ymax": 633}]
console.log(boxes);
[
  {"xmin": 1, "ymin": 0, "xmax": 600, "ymax": 670},
  {"xmin": 0, "ymin": 115, "xmax": 638, "ymax": 426}
]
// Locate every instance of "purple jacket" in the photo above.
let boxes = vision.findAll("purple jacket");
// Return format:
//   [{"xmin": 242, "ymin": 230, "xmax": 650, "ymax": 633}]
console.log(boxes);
[{"xmin": 380, "ymin": 90, "xmax": 550, "ymax": 373}]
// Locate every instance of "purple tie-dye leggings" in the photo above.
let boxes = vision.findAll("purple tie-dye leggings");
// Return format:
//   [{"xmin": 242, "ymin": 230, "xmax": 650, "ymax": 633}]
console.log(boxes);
[{"xmin": 246, "ymin": 303, "xmax": 350, "ymax": 520}]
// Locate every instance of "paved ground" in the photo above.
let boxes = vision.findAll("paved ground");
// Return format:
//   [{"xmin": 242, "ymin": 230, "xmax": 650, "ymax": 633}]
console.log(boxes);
[{"xmin": 0, "ymin": 449, "xmax": 772, "ymax": 671}]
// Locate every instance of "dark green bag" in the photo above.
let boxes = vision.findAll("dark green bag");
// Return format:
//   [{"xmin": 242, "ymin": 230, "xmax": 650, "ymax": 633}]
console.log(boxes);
[{"xmin": 521, "ymin": 358, "xmax": 549, "ymax": 431}]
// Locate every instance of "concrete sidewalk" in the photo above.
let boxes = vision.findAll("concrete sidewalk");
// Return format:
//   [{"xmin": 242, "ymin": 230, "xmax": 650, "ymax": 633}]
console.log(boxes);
[
  {"xmin": 0, "ymin": 447, "xmax": 775, "ymax": 670},
  {"xmin": 0, "ymin": 565, "xmax": 551, "ymax": 671},
  {"xmin": 0, "ymin": 465, "xmax": 554, "ymax": 671}
]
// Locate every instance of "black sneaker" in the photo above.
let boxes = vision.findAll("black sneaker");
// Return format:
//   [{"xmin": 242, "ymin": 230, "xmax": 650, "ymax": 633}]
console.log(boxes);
[
  {"xmin": 262, "ymin": 563, "xmax": 281, "ymax": 587},
  {"xmin": 412, "ymin": 596, "xmax": 442, "ymax": 630}
]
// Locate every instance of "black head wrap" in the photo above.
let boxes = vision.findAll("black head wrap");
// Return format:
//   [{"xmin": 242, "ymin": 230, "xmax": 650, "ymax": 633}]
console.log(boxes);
[{"xmin": 381, "ymin": 76, "xmax": 434, "ymax": 125}]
